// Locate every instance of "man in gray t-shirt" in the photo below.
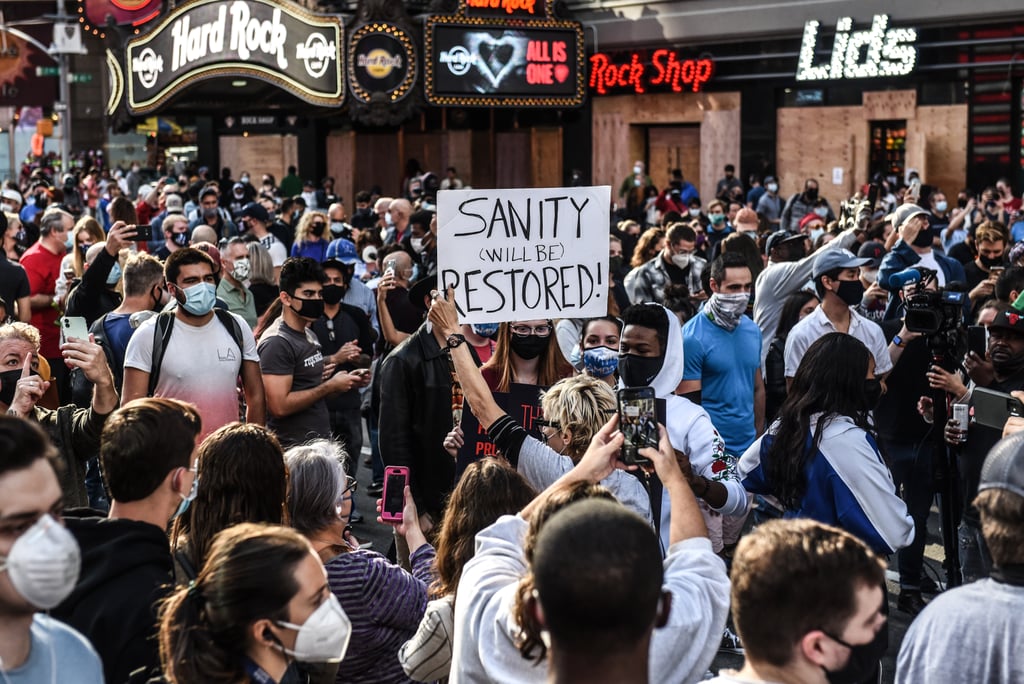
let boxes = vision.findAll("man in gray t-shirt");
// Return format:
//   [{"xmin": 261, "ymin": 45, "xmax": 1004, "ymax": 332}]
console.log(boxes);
[{"xmin": 259, "ymin": 258, "xmax": 369, "ymax": 447}]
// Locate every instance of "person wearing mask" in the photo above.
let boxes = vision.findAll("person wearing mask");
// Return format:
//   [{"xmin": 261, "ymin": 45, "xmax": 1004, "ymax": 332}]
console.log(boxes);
[
  {"xmin": 406, "ymin": 210, "xmax": 436, "ymax": 278},
  {"xmin": 279, "ymin": 165, "xmax": 302, "ymax": 199},
  {"xmin": 618, "ymin": 160, "xmax": 654, "ymax": 223},
  {"xmin": 965, "ymin": 221, "xmax": 1008, "ymax": 309},
  {"xmin": 289, "ymin": 210, "xmax": 330, "ymax": 261},
  {"xmin": 897, "ymin": 432, "xmax": 1024, "ymax": 683},
  {"xmin": 996, "ymin": 177, "xmax": 1021, "ymax": 214},
  {"xmin": 625, "ymin": 223, "xmax": 705, "ymax": 306},
  {"xmin": 742, "ymin": 333, "xmax": 914, "ymax": 556},
  {"xmin": 579, "ymin": 316, "xmax": 622, "ymax": 387},
  {"xmin": 126, "ymin": 162, "xmax": 144, "ymax": 199},
  {"xmin": 0, "ymin": 213, "xmax": 30, "ymax": 322},
  {"xmin": 375, "ymin": 249, "xmax": 422, "ymax": 349},
  {"xmin": 158, "ymin": 523, "xmax": 351, "ymax": 684},
  {"xmin": 152, "ymin": 213, "xmax": 190, "ymax": 261},
  {"xmin": 715, "ymin": 164, "xmax": 743, "ymax": 201},
  {"xmin": 218, "ymin": 237, "xmax": 258, "ymax": 329},
  {"xmin": 704, "ymin": 199, "xmax": 733, "ymax": 252},
  {"xmin": 239, "ymin": 203, "xmax": 286, "ymax": 282},
  {"xmin": 123, "ymin": 248, "xmax": 265, "ymax": 442},
  {"xmin": 386, "ymin": 198, "xmax": 413, "ymax": 246},
  {"xmin": 0, "ymin": 418, "xmax": 104, "ymax": 684},
  {"xmin": 756, "ymin": 175, "xmax": 783, "ymax": 228},
  {"xmin": 780, "ymin": 179, "xmax": 834, "ymax": 233},
  {"xmin": 855, "ymin": 240, "xmax": 889, "ymax": 322},
  {"xmin": 188, "ymin": 185, "xmax": 237, "ymax": 237},
  {"xmin": 65, "ymin": 222, "xmax": 136, "ymax": 327},
  {"xmin": 784, "ymin": 249, "xmax": 892, "ymax": 385},
  {"xmin": 928, "ymin": 190, "xmax": 951, "ymax": 238},
  {"xmin": 705, "ymin": 519, "xmax": 889, "ymax": 684},
  {"xmin": 480, "ymin": 319, "xmax": 573, "ymax": 392},
  {"xmin": 52, "ymin": 398, "xmax": 202, "ymax": 684},
  {"xmin": 764, "ymin": 290, "xmax": 819, "ymax": 422}
]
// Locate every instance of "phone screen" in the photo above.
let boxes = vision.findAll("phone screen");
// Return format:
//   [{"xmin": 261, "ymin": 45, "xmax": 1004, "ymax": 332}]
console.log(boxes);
[
  {"xmin": 619, "ymin": 390, "xmax": 656, "ymax": 465},
  {"xmin": 967, "ymin": 326, "xmax": 988, "ymax": 358},
  {"xmin": 383, "ymin": 472, "xmax": 406, "ymax": 516}
]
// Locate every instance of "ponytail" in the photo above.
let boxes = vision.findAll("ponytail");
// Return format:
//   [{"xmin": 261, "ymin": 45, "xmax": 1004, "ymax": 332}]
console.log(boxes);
[{"xmin": 159, "ymin": 583, "xmax": 244, "ymax": 684}]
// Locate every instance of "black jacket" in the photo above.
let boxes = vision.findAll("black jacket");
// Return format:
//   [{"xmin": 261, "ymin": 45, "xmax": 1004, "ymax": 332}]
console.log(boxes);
[
  {"xmin": 378, "ymin": 324, "xmax": 456, "ymax": 517},
  {"xmin": 65, "ymin": 247, "xmax": 122, "ymax": 327},
  {"xmin": 53, "ymin": 512, "xmax": 174, "ymax": 684}
]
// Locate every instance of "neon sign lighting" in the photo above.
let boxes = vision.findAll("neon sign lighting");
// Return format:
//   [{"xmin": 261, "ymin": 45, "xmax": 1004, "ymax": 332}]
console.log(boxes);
[
  {"xmin": 589, "ymin": 50, "xmax": 713, "ymax": 95},
  {"xmin": 796, "ymin": 14, "xmax": 917, "ymax": 81}
]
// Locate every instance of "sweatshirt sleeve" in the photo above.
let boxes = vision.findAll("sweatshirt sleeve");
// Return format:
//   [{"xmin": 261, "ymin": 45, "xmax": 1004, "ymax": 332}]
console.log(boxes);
[
  {"xmin": 649, "ymin": 538, "xmax": 731, "ymax": 683},
  {"xmin": 684, "ymin": 408, "xmax": 748, "ymax": 516},
  {"xmin": 399, "ymin": 595, "xmax": 456, "ymax": 683}
]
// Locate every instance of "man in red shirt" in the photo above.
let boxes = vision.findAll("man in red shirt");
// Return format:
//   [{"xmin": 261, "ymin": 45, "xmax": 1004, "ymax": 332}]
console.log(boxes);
[
  {"xmin": 20, "ymin": 209, "xmax": 73, "ymax": 399},
  {"xmin": 997, "ymin": 177, "xmax": 1022, "ymax": 215}
]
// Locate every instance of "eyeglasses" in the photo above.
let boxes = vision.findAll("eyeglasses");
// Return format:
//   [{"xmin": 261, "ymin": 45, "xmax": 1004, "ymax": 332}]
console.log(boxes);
[
  {"xmin": 510, "ymin": 324, "xmax": 552, "ymax": 337},
  {"xmin": 343, "ymin": 475, "xmax": 357, "ymax": 495}
]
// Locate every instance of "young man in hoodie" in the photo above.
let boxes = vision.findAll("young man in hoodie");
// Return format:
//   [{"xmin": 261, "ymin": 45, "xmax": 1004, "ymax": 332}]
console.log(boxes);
[
  {"xmin": 52, "ymin": 398, "xmax": 202, "ymax": 684},
  {"xmin": 619, "ymin": 303, "xmax": 749, "ymax": 552}
]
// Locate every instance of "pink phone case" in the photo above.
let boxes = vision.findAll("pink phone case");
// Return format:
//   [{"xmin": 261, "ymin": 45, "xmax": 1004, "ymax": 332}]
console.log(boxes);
[{"xmin": 380, "ymin": 466, "xmax": 409, "ymax": 522}]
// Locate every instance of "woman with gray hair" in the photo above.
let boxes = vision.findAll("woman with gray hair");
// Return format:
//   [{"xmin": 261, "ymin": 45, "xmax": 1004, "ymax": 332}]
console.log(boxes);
[{"xmin": 285, "ymin": 440, "xmax": 433, "ymax": 684}]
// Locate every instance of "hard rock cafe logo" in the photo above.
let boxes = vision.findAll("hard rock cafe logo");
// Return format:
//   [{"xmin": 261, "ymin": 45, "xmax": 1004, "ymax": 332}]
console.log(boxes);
[
  {"xmin": 296, "ymin": 33, "xmax": 336, "ymax": 79},
  {"xmin": 132, "ymin": 47, "xmax": 163, "ymax": 88},
  {"xmin": 357, "ymin": 49, "xmax": 403, "ymax": 79}
]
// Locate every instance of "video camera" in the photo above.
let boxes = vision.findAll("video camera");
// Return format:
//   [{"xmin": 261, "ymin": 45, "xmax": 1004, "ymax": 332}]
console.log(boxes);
[{"xmin": 888, "ymin": 267, "xmax": 965, "ymax": 336}]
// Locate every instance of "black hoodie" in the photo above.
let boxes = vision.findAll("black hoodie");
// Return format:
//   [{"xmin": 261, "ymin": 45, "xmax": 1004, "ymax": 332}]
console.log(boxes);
[{"xmin": 52, "ymin": 510, "xmax": 173, "ymax": 684}]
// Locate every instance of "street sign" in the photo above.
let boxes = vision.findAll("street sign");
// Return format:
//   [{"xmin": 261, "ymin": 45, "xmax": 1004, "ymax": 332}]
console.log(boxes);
[
  {"xmin": 35, "ymin": 66, "xmax": 60, "ymax": 77},
  {"xmin": 68, "ymin": 73, "xmax": 93, "ymax": 83},
  {"xmin": 53, "ymin": 102, "xmax": 68, "ymax": 112}
]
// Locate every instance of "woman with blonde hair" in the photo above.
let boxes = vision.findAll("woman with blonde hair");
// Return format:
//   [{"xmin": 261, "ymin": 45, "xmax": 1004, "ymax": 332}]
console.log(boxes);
[
  {"xmin": 290, "ymin": 210, "xmax": 330, "ymax": 261},
  {"xmin": 56, "ymin": 216, "xmax": 105, "ymax": 305},
  {"xmin": 4, "ymin": 212, "xmax": 23, "ymax": 262},
  {"xmin": 247, "ymin": 241, "xmax": 279, "ymax": 316},
  {"xmin": 630, "ymin": 227, "xmax": 666, "ymax": 268}
]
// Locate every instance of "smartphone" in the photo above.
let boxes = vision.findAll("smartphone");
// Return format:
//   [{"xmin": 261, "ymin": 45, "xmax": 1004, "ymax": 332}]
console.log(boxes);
[
  {"xmin": 972, "ymin": 388, "xmax": 1024, "ymax": 430},
  {"xmin": 384, "ymin": 259, "xmax": 396, "ymax": 278},
  {"xmin": 967, "ymin": 325, "xmax": 988, "ymax": 358},
  {"xmin": 618, "ymin": 386, "xmax": 657, "ymax": 465},
  {"xmin": 131, "ymin": 224, "xmax": 153, "ymax": 242},
  {"xmin": 990, "ymin": 266, "xmax": 1005, "ymax": 280},
  {"xmin": 380, "ymin": 466, "xmax": 409, "ymax": 522},
  {"xmin": 60, "ymin": 316, "xmax": 89, "ymax": 346},
  {"xmin": 867, "ymin": 182, "xmax": 880, "ymax": 211}
]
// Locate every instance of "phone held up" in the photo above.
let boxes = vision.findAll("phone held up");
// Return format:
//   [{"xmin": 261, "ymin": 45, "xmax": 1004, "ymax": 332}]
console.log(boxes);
[
  {"xmin": 60, "ymin": 316, "xmax": 89, "ymax": 346},
  {"xmin": 618, "ymin": 386, "xmax": 657, "ymax": 466},
  {"xmin": 380, "ymin": 466, "xmax": 409, "ymax": 522}
]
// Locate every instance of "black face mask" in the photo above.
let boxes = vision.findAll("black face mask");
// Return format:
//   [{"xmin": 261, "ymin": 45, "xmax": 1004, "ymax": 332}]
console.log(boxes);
[
  {"xmin": 823, "ymin": 625, "xmax": 888, "ymax": 684},
  {"xmin": 863, "ymin": 378, "xmax": 882, "ymax": 411},
  {"xmin": 0, "ymin": 368, "xmax": 33, "ymax": 406},
  {"xmin": 509, "ymin": 334, "xmax": 549, "ymax": 361},
  {"xmin": 321, "ymin": 284, "xmax": 345, "ymax": 306},
  {"xmin": 609, "ymin": 255, "xmax": 623, "ymax": 275},
  {"xmin": 310, "ymin": 222, "xmax": 326, "ymax": 237},
  {"xmin": 834, "ymin": 280, "xmax": 865, "ymax": 307},
  {"xmin": 290, "ymin": 295, "xmax": 325, "ymax": 320},
  {"xmin": 912, "ymin": 227, "xmax": 934, "ymax": 248},
  {"xmin": 980, "ymin": 254, "xmax": 1005, "ymax": 269},
  {"xmin": 805, "ymin": 187, "xmax": 819, "ymax": 201},
  {"xmin": 618, "ymin": 354, "xmax": 664, "ymax": 388}
]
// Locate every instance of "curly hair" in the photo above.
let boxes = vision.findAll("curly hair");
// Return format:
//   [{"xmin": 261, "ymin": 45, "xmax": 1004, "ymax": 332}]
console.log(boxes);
[{"xmin": 539, "ymin": 375, "xmax": 616, "ymax": 461}]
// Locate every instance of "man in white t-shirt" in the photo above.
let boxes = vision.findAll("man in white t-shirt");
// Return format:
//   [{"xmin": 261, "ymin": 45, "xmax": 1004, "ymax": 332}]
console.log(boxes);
[
  {"xmin": 122, "ymin": 248, "xmax": 265, "ymax": 441},
  {"xmin": 239, "ymin": 202, "xmax": 286, "ymax": 283},
  {"xmin": 785, "ymin": 248, "xmax": 892, "ymax": 383}
]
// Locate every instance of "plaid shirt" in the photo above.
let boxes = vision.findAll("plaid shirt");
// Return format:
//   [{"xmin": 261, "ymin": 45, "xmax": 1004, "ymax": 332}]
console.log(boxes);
[{"xmin": 624, "ymin": 254, "xmax": 706, "ymax": 305}]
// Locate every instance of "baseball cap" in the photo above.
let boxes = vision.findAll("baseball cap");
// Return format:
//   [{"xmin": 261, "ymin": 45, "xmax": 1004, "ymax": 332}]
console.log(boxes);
[
  {"xmin": 326, "ymin": 238, "xmax": 359, "ymax": 265},
  {"xmin": 812, "ymin": 248, "xmax": 871, "ymax": 279},
  {"xmin": 239, "ymin": 202, "xmax": 270, "ymax": 224},
  {"xmin": 165, "ymin": 194, "xmax": 184, "ymax": 213},
  {"xmin": 891, "ymin": 203, "xmax": 929, "ymax": 231},
  {"xmin": 765, "ymin": 231, "xmax": 804, "ymax": 256},
  {"xmin": 987, "ymin": 304, "xmax": 1024, "ymax": 335},
  {"xmin": 1, "ymin": 188, "xmax": 22, "ymax": 205},
  {"xmin": 979, "ymin": 431, "xmax": 1024, "ymax": 498},
  {"xmin": 857, "ymin": 241, "xmax": 887, "ymax": 268},
  {"xmin": 199, "ymin": 186, "xmax": 220, "ymax": 201},
  {"xmin": 735, "ymin": 207, "xmax": 759, "ymax": 230}
]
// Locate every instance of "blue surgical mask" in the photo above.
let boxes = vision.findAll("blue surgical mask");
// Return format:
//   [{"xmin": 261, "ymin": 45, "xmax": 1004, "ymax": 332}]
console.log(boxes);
[
  {"xmin": 708, "ymin": 213, "xmax": 725, "ymax": 225},
  {"xmin": 178, "ymin": 282, "xmax": 216, "ymax": 316},
  {"xmin": 814, "ymin": 206, "xmax": 829, "ymax": 218},
  {"xmin": 471, "ymin": 322, "xmax": 500, "ymax": 338},
  {"xmin": 64, "ymin": 233, "xmax": 74, "ymax": 250},
  {"xmin": 568, "ymin": 344, "xmax": 582, "ymax": 368},
  {"xmin": 173, "ymin": 469, "xmax": 199, "ymax": 520},
  {"xmin": 106, "ymin": 263, "xmax": 121, "ymax": 286},
  {"xmin": 935, "ymin": 201, "xmax": 948, "ymax": 213},
  {"xmin": 583, "ymin": 346, "xmax": 619, "ymax": 378}
]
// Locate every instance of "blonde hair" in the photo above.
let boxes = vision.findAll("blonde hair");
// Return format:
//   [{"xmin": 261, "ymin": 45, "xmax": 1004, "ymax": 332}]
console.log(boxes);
[
  {"xmin": 72, "ymin": 216, "xmax": 105, "ymax": 277},
  {"xmin": 0, "ymin": 321, "xmax": 40, "ymax": 349},
  {"xmin": 294, "ymin": 210, "xmax": 328, "ymax": 245},
  {"xmin": 539, "ymin": 374, "xmax": 616, "ymax": 460}
]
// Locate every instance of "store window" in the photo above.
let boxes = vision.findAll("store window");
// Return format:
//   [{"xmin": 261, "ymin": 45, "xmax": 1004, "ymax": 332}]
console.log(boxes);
[{"xmin": 870, "ymin": 120, "xmax": 907, "ymax": 185}]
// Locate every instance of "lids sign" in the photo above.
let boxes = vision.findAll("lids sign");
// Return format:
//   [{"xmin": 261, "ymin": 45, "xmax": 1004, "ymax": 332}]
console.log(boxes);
[{"xmin": 125, "ymin": 0, "xmax": 343, "ymax": 113}]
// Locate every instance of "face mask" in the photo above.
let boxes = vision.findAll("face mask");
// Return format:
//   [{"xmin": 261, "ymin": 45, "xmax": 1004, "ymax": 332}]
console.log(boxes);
[
  {"xmin": 980, "ymin": 255, "xmax": 1004, "ymax": 269},
  {"xmin": 321, "ymin": 284, "xmax": 345, "ymax": 306},
  {"xmin": 275, "ymin": 593, "xmax": 351, "ymax": 663},
  {"xmin": 330, "ymin": 221, "xmax": 346, "ymax": 236},
  {"xmin": 0, "ymin": 514, "xmax": 81, "ymax": 609},
  {"xmin": 912, "ymin": 227, "xmax": 934, "ymax": 248},
  {"xmin": 2, "ymin": 202, "xmax": 14, "ymax": 213},
  {"xmin": 240, "ymin": 175, "xmax": 250, "ymax": 184},
  {"xmin": 609, "ymin": 255, "xmax": 623, "ymax": 274},
  {"xmin": 0, "ymin": 367, "xmax": 33, "ymax": 406},
  {"xmin": 957, "ymin": 197, "xmax": 968, "ymax": 209},
  {"xmin": 173, "ymin": 470, "xmax": 198, "ymax": 519},
  {"xmin": 671, "ymin": 253, "xmax": 692, "ymax": 269},
  {"xmin": 14, "ymin": 229, "xmax": 25, "ymax": 243},
  {"xmin": 178, "ymin": 282, "xmax": 217, "ymax": 316},
  {"xmin": 64, "ymin": 233, "xmax": 74, "ymax": 250},
  {"xmin": 106, "ymin": 262, "xmax": 122, "ymax": 286},
  {"xmin": 509, "ymin": 334, "xmax": 549, "ymax": 361},
  {"xmin": 708, "ymin": 213, "xmax": 725, "ymax": 226},
  {"xmin": 471, "ymin": 322, "xmax": 500, "ymax": 338},
  {"xmin": 863, "ymin": 378, "xmax": 883, "ymax": 411},
  {"xmin": 618, "ymin": 353, "xmax": 663, "ymax": 387},
  {"xmin": 814, "ymin": 206, "xmax": 829, "ymax": 218},
  {"xmin": 310, "ymin": 222, "xmax": 325, "ymax": 238},
  {"xmin": 707, "ymin": 292, "xmax": 750, "ymax": 331},
  {"xmin": 290, "ymin": 295, "xmax": 325, "ymax": 320},
  {"xmin": 688, "ymin": 208, "xmax": 701, "ymax": 217},
  {"xmin": 231, "ymin": 258, "xmax": 251, "ymax": 281},
  {"xmin": 767, "ymin": 183, "xmax": 778, "ymax": 193},
  {"xmin": 822, "ymin": 626, "xmax": 888, "ymax": 684},
  {"xmin": 583, "ymin": 346, "xmax": 619, "ymax": 378},
  {"xmin": 568, "ymin": 343, "xmax": 582, "ymax": 368},
  {"xmin": 805, "ymin": 187, "xmax": 819, "ymax": 200},
  {"xmin": 78, "ymin": 243, "xmax": 92, "ymax": 259},
  {"xmin": 633, "ymin": 165, "xmax": 642, "ymax": 175},
  {"xmin": 834, "ymin": 280, "xmax": 865, "ymax": 307},
  {"xmin": 410, "ymin": 237, "xmax": 426, "ymax": 254},
  {"xmin": 809, "ymin": 228, "xmax": 825, "ymax": 243},
  {"xmin": 385, "ymin": 213, "xmax": 394, "ymax": 227},
  {"xmin": 172, "ymin": 232, "xmax": 189, "ymax": 247},
  {"xmin": 861, "ymin": 268, "xmax": 878, "ymax": 285},
  {"xmin": 935, "ymin": 201, "xmax": 948, "ymax": 213}
]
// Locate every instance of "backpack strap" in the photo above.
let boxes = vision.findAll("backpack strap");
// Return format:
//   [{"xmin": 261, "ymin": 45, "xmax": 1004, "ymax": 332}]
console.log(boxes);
[
  {"xmin": 147, "ymin": 312, "xmax": 177, "ymax": 397},
  {"xmin": 213, "ymin": 308, "xmax": 245, "ymax": 352}
]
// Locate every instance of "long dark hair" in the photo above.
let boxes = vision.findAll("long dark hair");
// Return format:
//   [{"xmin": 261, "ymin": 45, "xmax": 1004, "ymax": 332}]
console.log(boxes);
[
  {"xmin": 776, "ymin": 291, "xmax": 820, "ymax": 343},
  {"xmin": 766, "ymin": 333, "xmax": 875, "ymax": 509}
]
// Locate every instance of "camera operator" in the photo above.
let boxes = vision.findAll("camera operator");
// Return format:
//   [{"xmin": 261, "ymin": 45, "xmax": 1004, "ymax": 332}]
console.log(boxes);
[{"xmin": 943, "ymin": 303, "xmax": 1024, "ymax": 582}]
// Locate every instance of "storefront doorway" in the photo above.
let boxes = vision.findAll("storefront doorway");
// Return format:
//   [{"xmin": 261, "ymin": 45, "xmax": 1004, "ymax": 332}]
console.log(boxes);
[{"xmin": 647, "ymin": 125, "xmax": 701, "ymax": 193}]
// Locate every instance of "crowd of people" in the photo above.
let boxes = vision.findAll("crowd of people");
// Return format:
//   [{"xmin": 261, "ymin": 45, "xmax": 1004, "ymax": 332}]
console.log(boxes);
[{"xmin": 0, "ymin": 157, "xmax": 1023, "ymax": 684}]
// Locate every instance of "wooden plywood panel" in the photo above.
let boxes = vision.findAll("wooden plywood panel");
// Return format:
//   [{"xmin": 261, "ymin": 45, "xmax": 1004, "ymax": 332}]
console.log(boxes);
[
  {"xmin": 495, "ymin": 131, "xmax": 531, "ymax": 188},
  {"xmin": 647, "ymin": 126, "xmax": 700, "ymax": 192},
  {"xmin": 404, "ymin": 133, "xmax": 444, "ymax": 184},
  {"xmin": 592, "ymin": 111, "xmax": 627, "ymax": 191},
  {"xmin": 531, "ymin": 128, "xmax": 563, "ymax": 188},
  {"xmin": 471, "ymin": 130, "xmax": 495, "ymax": 190},
  {"xmin": 776, "ymin": 106, "xmax": 869, "ymax": 210},
  {"xmin": 699, "ymin": 108, "xmax": 741, "ymax": 204},
  {"xmin": 218, "ymin": 135, "xmax": 288, "ymax": 186},
  {"xmin": 863, "ymin": 89, "xmax": 917, "ymax": 121},
  {"xmin": 355, "ymin": 133, "xmax": 401, "ymax": 198},
  {"xmin": 326, "ymin": 132, "xmax": 354, "ymax": 210},
  {"xmin": 907, "ymin": 105, "xmax": 968, "ymax": 197},
  {"xmin": 445, "ymin": 130, "xmax": 473, "ymax": 187}
]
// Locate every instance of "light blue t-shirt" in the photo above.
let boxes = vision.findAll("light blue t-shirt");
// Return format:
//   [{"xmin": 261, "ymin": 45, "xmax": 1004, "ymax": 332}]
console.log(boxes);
[
  {"xmin": 1011, "ymin": 220, "xmax": 1024, "ymax": 244},
  {"xmin": 4, "ymin": 614, "xmax": 103, "ymax": 683},
  {"xmin": 683, "ymin": 309, "xmax": 762, "ymax": 455}
]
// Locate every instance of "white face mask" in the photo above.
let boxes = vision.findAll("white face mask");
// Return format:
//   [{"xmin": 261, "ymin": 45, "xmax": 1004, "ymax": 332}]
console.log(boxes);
[
  {"xmin": 688, "ymin": 208, "xmax": 701, "ymax": 217},
  {"xmin": 935, "ymin": 201, "xmax": 948, "ymax": 213},
  {"xmin": 0, "ymin": 514, "xmax": 81, "ymax": 609},
  {"xmin": 1, "ymin": 202, "xmax": 13, "ymax": 213},
  {"xmin": 385, "ymin": 213, "xmax": 394, "ymax": 227},
  {"xmin": 633, "ymin": 165, "xmax": 642, "ymax": 175},
  {"xmin": 814, "ymin": 206, "xmax": 829, "ymax": 218},
  {"xmin": 275, "ymin": 593, "xmax": 352, "ymax": 663},
  {"xmin": 861, "ymin": 268, "xmax": 878, "ymax": 284},
  {"xmin": 766, "ymin": 183, "xmax": 778, "ymax": 193},
  {"xmin": 671, "ymin": 253, "xmax": 692, "ymax": 269},
  {"xmin": 410, "ymin": 237, "xmax": 426, "ymax": 254},
  {"xmin": 230, "ymin": 257, "xmax": 251, "ymax": 281}
]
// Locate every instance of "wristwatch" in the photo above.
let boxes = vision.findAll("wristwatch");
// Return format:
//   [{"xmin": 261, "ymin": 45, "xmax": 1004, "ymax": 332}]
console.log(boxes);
[
  {"xmin": 446, "ymin": 333, "xmax": 467, "ymax": 350},
  {"xmin": 892, "ymin": 335, "xmax": 905, "ymax": 348}
]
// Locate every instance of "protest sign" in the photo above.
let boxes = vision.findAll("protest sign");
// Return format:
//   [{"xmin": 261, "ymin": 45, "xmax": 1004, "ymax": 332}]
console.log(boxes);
[
  {"xmin": 437, "ymin": 185, "xmax": 611, "ymax": 324},
  {"xmin": 456, "ymin": 383, "xmax": 544, "ymax": 476}
]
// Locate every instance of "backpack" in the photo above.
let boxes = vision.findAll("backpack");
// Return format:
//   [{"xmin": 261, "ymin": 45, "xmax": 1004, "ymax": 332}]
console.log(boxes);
[{"xmin": 147, "ymin": 309, "xmax": 245, "ymax": 396}]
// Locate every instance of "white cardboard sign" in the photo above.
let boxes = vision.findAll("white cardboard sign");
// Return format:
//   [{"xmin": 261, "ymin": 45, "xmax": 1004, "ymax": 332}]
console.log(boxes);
[{"xmin": 437, "ymin": 185, "xmax": 611, "ymax": 324}]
